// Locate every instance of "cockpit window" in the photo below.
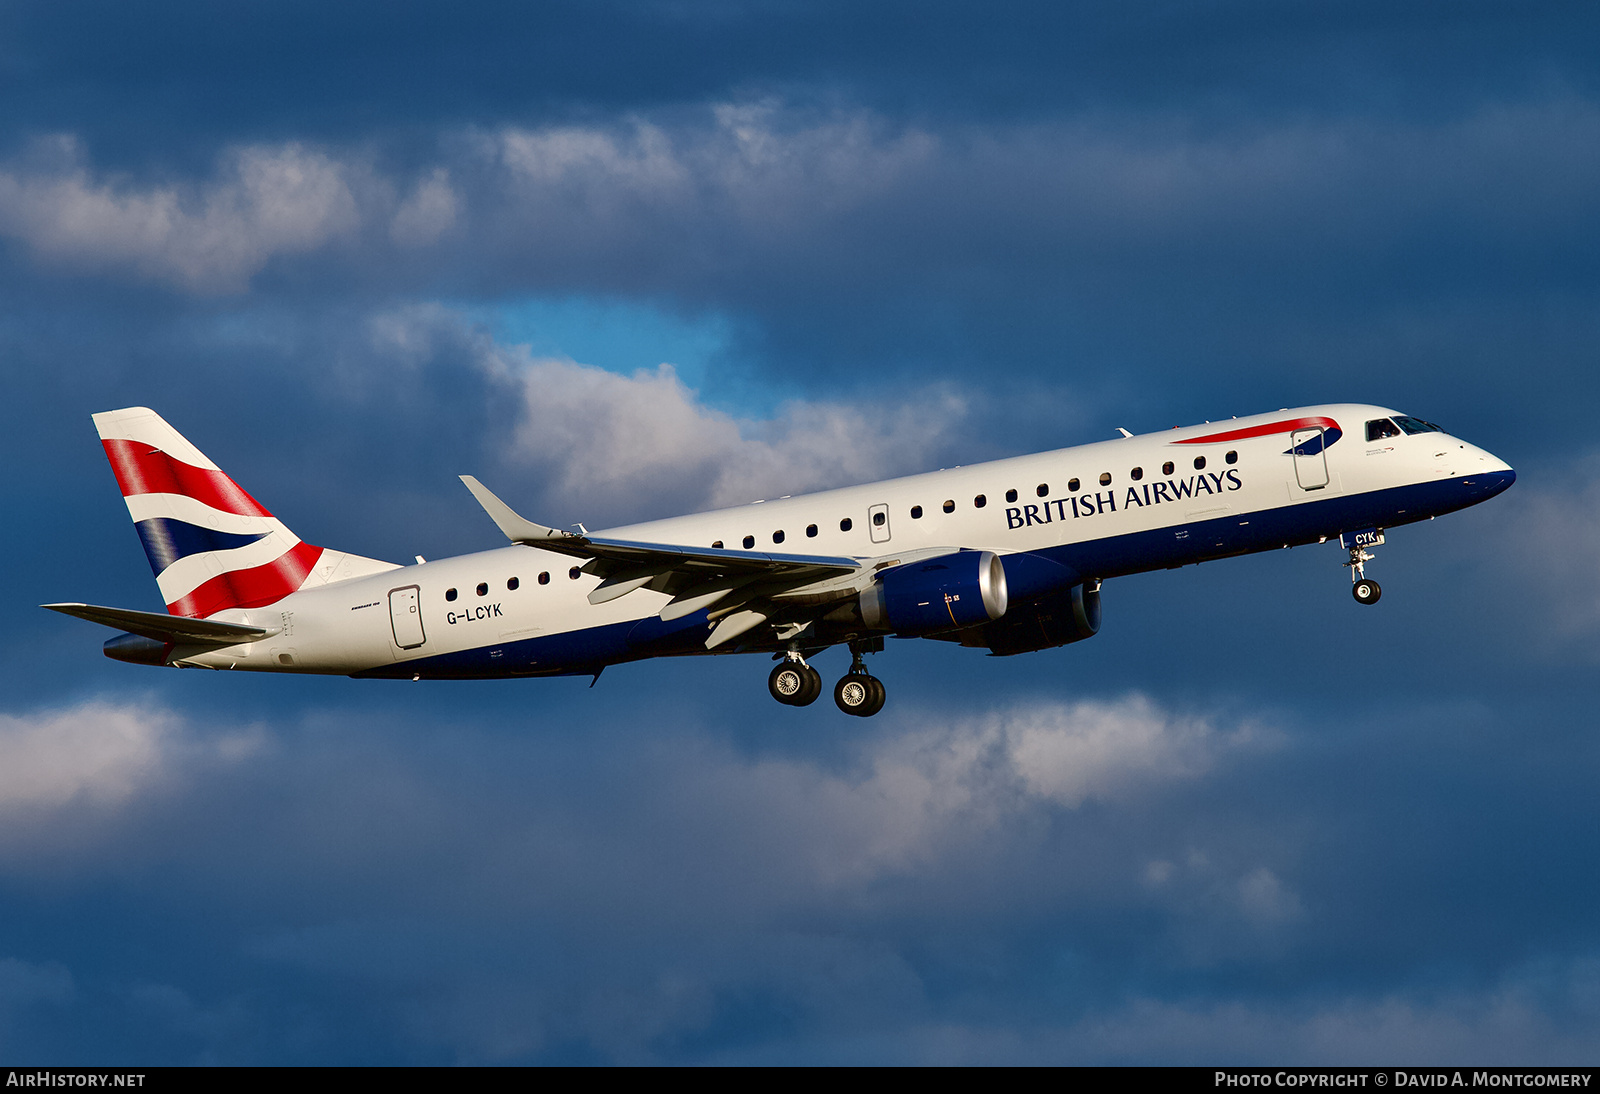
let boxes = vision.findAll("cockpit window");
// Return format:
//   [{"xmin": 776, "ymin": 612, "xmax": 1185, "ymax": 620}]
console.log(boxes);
[
  {"xmin": 1366, "ymin": 418, "xmax": 1402, "ymax": 441},
  {"xmin": 1392, "ymin": 415, "xmax": 1444, "ymax": 435}
]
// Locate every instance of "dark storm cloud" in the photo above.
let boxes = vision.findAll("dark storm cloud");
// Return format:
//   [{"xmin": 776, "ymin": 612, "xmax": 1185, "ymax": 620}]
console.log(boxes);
[
  {"xmin": 4, "ymin": 1, "xmax": 1597, "ymax": 162},
  {"xmin": 1, "ymin": 678, "xmax": 1597, "ymax": 1063}
]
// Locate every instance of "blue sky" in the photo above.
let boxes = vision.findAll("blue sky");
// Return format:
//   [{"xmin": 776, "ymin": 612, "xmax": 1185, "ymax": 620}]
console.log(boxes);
[{"xmin": 4, "ymin": 0, "xmax": 1599, "ymax": 1064}]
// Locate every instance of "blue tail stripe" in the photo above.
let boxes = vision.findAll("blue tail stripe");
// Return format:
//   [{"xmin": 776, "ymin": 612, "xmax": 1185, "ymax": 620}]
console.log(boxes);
[{"xmin": 133, "ymin": 517, "xmax": 270, "ymax": 576}]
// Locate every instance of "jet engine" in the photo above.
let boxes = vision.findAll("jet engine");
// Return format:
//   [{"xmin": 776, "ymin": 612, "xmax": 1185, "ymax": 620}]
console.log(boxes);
[
  {"xmin": 962, "ymin": 580, "xmax": 1101, "ymax": 656},
  {"xmin": 859, "ymin": 550, "xmax": 1008, "ymax": 636}
]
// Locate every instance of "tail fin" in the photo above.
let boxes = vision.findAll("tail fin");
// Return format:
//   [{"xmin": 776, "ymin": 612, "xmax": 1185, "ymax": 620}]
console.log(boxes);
[{"xmin": 93, "ymin": 407, "xmax": 397, "ymax": 618}]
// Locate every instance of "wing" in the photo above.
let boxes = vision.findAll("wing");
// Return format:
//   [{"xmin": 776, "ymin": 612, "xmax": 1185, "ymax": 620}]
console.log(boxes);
[
  {"xmin": 43, "ymin": 602, "xmax": 270, "ymax": 644},
  {"xmin": 460, "ymin": 476, "xmax": 865, "ymax": 648}
]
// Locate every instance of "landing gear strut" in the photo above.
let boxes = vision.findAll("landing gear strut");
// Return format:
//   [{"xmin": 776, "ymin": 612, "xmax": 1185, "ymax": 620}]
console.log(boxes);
[
  {"xmin": 834, "ymin": 643, "xmax": 886, "ymax": 717},
  {"xmin": 1342, "ymin": 529, "xmax": 1384, "ymax": 605},
  {"xmin": 768, "ymin": 654, "xmax": 822, "ymax": 706}
]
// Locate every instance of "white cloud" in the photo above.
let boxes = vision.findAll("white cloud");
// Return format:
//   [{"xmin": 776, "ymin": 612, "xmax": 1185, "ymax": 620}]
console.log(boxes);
[
  {"xmin": 363, "ymin": 302, "xmax": 976, "ymax": 522},
  {"xmin": 489, "ymin": 104, "xmax": 936, "ymax": 227},
  {"xmin": 0, "ymin": 699, "xmax": 261, "ymax": 829},
  {"xmin": 502, "ymin": 355, "xmax": 970, "ymax": 518},
  {"xmin": 1003, "ymin": 692, "xmax": 1249, "ymax": 807},
  {"xmin": 0, "ymin": 137, "xmax": 359, "ymax": 292},
  {"xmin": 390, "ymin": 168, "xmax": 459, "ymax": 247},
  {"xmin": 4, "ymin": 98, "xmax": 1597, "ymax": 298},
  {"xmin": 652, "ymin": 694, "xmax": 1275, "ymax": 891}
]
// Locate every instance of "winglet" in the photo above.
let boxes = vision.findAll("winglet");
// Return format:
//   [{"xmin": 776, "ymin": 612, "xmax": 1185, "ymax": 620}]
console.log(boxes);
[{"xmin": 459, "ymin": 476, "xmax": 582, "ymax": 546}]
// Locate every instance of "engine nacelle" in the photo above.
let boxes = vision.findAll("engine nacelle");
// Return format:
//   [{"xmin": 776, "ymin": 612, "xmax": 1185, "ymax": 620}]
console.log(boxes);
[
  {"xmin": 103, "ymin": 632, "xmax": 172, "ymax": 665},
  {"xmin": 963, "ymin": 581, "xmax": 1101, "ymax": 656},
  {"xmin": 860, "ymin": 550, "xmax": 1009, "ymax": 636}
]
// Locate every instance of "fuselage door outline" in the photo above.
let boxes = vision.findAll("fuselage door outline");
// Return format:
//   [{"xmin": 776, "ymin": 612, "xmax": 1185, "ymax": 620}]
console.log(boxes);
[
  {"xmin": 389, "ymin": 585, "xmax": 426, "ymax": 650},
  {"xmin": 1292, "ymin": 428, "xmax": 1330, "ymax": 491},
  {"xmin": 868, "ymin": 503, "xmax": 891, "ymax": 544}
]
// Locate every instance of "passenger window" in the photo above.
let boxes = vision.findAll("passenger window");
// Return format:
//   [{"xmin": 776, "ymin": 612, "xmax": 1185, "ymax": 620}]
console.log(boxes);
[
  {"xmin": 507, "ymin": 577, "xmax": 519, "ymax": 591},
  {"xmin": 974, "ymin": 494, "xmax": 987, "ymax": 508},
  {"xmin": 742, "ymin": 535, "xmax": 755, "ymax": 549},
  {"xmin": 445, "ymin": 588, "xmax": 458, "ymax": 602},
  {"xmin": 476, "ymin": 582, "xmax": 488, "ymax": 597},
  {"xmin": 805, "ymin": 524, "xmax": 818, "ymax": 537},
  {"xmin": 840, "ymin": 518, "xmax": 853, "ymax": 532},
  {"xmin": 1098, "ymin": 472, "xmax": 1111, "ymax": 486},
  {"xmin": 1225, "ymin": 450, "xmax": 1237, "ymax": 464},
  {"xmin": 1162, "ymin": 461, "xmax": 1174, "ymax": 475},
  {"xmin": 538, "ymin": 572, "xmax": 550, "ymax": 585},
  {"xmin": 1366, "ymin": 418, "xmax": 1402, "ymax": 441},
  {"xmin": 910, "ymin": 506, "xmax": 923, "ymax": 519},
  {"xmin": 1193, "ymin": 456, "xmax": 1206, "ymax": 470},
  {"xmin": 568, "ymin": 567, "xmax": 581, "ymax": 580},
  {"xmin": 1130, "ymin": 467, "xmax": 1143, "ymax": 481},
  {"xmin": 712, "ymin": 540, "xmax": 723, "ymax": 549},
  {"xmin": 773, "ymin": 530, "xmax": 785, "ymax": 544},
  {"xmin": 1005, "ymin": 489, "xmax": 1018, "ymax": 503},
  {"xmin": 1067, "ymin": 478, "xmax": 1079, "ymax": 492},
  {"xmin": 1036, "ymin": 483, "xmax": 1049, "ymax": 497},
  {"xmin": 872, "ymin": 512, "xmax": 886, "ymax": 526},
  {"xmin": 943, "ymin": 500, "xmax": 955, "ymax": 513}
]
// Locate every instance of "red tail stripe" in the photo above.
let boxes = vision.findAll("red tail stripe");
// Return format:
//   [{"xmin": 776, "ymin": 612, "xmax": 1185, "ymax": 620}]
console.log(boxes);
[
  {"xmin": 101, "ymin": 439, "xmax": 273, "ymax": 518},
  {"xmin": 1170, "ymin": 416, "xmax": 1339, "ymax": 445},
  {"xmin": 165, "ymin": 540, "xmax": 321, "ymax": 618}
]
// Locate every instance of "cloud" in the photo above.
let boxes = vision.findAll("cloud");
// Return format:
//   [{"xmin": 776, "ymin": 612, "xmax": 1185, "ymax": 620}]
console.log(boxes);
[
  {"xmin": 0, "ymin": 698, "xmax": 261, "ymax": 850},
  {"xmin": 1500, "ymin": 456, "xmax": 1600, "ymax": 645},
  {"xmin": 363, "ymin": 301, "xmax": 974, "ymax": 524},
  {"xmin": 1026, "ymin": 956, "xmax": 1600, "ymax": 1065},
  {"xmin": 390, "ymin": 168, "xmax": 458, "ymax": 247},
  {"xmin": 716, "ymin": 694, "xmax": 1273, "ymax": 889},
  {"xmin": 5, "ymin": 96, "xmax": 1599, "ymax": 323},
  {"xmin": 0, "ymin": 137, "xmax": 361, "ymax": 292}
]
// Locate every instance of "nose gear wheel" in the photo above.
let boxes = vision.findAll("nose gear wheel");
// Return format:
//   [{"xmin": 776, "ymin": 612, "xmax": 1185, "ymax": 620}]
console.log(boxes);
[{"xmin": 1341, "ymin": 532, "xmax": 1384, "ymax": 607}]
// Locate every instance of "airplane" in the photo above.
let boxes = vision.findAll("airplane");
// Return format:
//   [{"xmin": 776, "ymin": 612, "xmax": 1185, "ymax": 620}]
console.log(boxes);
[{"xmin": 46, "ymin": 404, "xmax": 1514, "ymax": 716}]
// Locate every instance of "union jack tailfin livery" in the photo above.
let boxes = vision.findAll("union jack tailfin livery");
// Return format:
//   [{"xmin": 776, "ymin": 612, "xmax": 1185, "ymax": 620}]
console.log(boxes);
[{"xmin": 91, "ymin": 407, "xmax": 396, "ymax": 618}]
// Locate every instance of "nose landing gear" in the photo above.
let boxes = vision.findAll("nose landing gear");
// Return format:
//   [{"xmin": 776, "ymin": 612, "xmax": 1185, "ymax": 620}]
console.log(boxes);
[{"xmin": 1341, "ymin": 529, "xmax": 1384, "ymax": 605}]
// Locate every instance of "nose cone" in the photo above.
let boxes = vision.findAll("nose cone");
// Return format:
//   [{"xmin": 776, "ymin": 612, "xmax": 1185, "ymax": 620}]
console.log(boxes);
[
  {"xmin": 1458, "ymin": 442, "xmax": 1515, "ymax": 500},
  {"xmin": 1479, "ymin": 467, "xmax": 1517, "ymax": 499}
]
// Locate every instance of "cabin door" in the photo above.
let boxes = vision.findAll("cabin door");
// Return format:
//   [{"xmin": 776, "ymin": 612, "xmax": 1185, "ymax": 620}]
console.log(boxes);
[
  {"xmin": 1291, "ymin": 428, "xmax": 1330, "ymax": 490},
  {"xmin": 389, "ymin": 585, "xmax": 427, "ymax": 649}
]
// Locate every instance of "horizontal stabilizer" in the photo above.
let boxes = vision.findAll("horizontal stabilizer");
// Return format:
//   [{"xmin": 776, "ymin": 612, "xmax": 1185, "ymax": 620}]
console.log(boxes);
[{"xmin": 42, "ymin": 603, "xmax": 270, "ymax": 645}]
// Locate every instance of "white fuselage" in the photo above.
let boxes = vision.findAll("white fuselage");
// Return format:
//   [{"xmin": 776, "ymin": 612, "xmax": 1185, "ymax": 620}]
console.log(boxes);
[{"xmin": 183, "ymin": 404, "xmax": 1514, "ymax": 677}]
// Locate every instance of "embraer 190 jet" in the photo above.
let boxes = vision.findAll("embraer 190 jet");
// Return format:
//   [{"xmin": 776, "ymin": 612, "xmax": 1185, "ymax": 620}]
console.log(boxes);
[{"xmin": 47, "ymin": 405, "xmax": 1514, "ymax": 716}]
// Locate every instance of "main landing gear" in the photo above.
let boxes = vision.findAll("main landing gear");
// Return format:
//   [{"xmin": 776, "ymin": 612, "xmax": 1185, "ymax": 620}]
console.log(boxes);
[
  {"xmin": 1342, "ymin": 530, "xmax": 1384, "ymax": 605},
  {"xmin": 768, "ymin": 656, "xmax": 823, "ymax": 707},
  {"xmin": 833, "ymin": 644, "xmax": 886, "ymax": 718},
  {"xmin": 766, "ymin": 643, "xmax": 887, "ymax": 717}
]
